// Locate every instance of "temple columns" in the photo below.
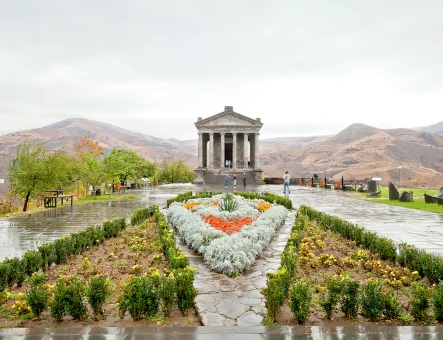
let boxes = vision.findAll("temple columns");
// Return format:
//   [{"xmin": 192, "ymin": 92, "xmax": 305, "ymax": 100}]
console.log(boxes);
[
  {"xmin": 254, "ymin": 133, "xmax": 260, "ymax": 169},
  {"xmin": 220, "ymin": 133, "xmax": 225, "ymax": 169},
  {"xmin": 243, "ymin": 133, "xmax": 249, "ymax": 168},
  {"xmin": 198, "ymin": 133, "xmax": 203, "ymax": 168},
  {"xmin": 209, "ymin": 133, "xmax": 214, "ymax": 169},
  {"xmin": 232, "ymin": 133, "xmax": 237, "ymax": 170}
]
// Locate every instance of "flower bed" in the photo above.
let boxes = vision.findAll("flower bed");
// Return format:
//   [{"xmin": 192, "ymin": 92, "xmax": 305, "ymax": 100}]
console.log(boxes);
[{"xmin": 166, "ymin": 193, "xmax": 288, "ymax": 276}]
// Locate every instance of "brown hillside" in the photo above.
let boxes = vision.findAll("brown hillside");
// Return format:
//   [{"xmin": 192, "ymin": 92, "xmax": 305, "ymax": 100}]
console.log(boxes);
[{"xmin": 261, "ymin": 125, "xmax": 443, "ymax": 189}]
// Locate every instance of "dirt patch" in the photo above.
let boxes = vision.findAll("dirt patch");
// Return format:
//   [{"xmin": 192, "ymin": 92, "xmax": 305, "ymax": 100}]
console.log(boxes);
[{"xmin": 0, "ymin": 217, "xmax": 200, "ymax": 328}]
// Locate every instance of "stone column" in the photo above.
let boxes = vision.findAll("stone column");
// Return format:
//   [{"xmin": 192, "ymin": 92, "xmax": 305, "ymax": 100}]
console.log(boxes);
[
  {"xmin": 220, "ymin": 133, "xmax": 225, "ymax": 169},
  {"xmin": 254, "ymin": 133, "xmax": 260, "ymax": 169},
  {"xmin": 198, "ymin": 132, "xmax": 203, "ymax": 168},
  {"xmin": 232, "ymin": 133, "xmax": 237, "ymax": 170},
  {"xmin": 243, "ymin": 133, "xmax": 249, "ymax": 168},
  {"xmin": 209, "ymin": 133, "xmax": 214, "ymax": 169}
]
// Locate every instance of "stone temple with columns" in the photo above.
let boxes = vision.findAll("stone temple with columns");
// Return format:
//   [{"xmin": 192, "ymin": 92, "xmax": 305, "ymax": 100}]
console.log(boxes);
[{"xmin": 194, "ymin": 106, "xmax": 264, "ymax": 185}]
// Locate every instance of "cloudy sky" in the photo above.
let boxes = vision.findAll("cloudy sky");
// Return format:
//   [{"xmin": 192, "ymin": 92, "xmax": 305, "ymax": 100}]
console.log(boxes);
[{"xmin": 1, "ymin": 1, "xmax": 442, "ymax": 140}]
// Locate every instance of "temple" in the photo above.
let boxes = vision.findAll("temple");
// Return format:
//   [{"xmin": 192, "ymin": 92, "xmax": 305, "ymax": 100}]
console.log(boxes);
[{"xmin": 194, "ymin": 106, "xmax": 264, "ymax": 185}]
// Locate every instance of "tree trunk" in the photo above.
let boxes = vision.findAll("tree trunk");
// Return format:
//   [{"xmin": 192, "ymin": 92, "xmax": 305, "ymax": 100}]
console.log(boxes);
[{"xmin": 23, "ymin": 191, "xmax": 31, "ymax": 212}]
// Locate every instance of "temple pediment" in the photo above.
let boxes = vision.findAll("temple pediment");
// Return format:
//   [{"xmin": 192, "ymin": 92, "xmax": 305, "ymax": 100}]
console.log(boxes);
[{"xmin": 195, "ymin": 106, "xmax": 263, "ymax": 129}]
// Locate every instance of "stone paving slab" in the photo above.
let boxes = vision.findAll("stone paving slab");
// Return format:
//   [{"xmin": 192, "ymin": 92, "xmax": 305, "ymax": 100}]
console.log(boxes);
[
  {"xmin": 3, "ymin": 326, "xmax": 443, "ymax": 339},
  {"xmin": 168, "ymin": 208, "xmax": 296, "ymax": 326}
]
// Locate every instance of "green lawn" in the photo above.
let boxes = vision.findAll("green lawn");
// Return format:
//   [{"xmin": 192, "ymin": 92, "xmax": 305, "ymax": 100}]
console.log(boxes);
[
  {"xmin": 76, "ymin": 194, "xmax": 141, "ymax": 204},
  {"xmin": 349, "ymin": 186, "xmax": 443, "ymax": 214}
]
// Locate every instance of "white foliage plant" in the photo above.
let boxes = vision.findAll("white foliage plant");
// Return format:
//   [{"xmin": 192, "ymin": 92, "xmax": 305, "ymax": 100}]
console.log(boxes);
[{"xmin": 166, "ymin": 194, "xmax": 287, "ymax": 276}]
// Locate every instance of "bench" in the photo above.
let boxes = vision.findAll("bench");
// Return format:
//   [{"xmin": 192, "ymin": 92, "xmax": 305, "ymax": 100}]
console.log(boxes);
[
  {"xmin": 343, "ymin": 184, "xmax": 357, "ymax": 191},
  {"xmin": 44, "ymin": 189, "xmax": 76, "ymax": 208}
]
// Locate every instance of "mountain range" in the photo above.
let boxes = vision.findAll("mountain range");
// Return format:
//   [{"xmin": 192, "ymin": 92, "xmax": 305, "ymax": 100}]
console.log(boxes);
[{"xmin": 1, "ymin": 118, "xmax": 442, "ymax": 192}]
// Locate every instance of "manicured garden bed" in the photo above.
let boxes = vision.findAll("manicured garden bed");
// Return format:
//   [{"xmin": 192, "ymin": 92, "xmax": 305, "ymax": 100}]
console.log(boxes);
[
  {"xmin": 166, "ymin": 192, "xmax": 289, "ymax": 276},
  {"xmin": 263, "ymin": 207, "xmax": 443, "ymax": 326},
  {"xmin": 0, "ymin": 207, "xmax": 199, "ymax": 328}
]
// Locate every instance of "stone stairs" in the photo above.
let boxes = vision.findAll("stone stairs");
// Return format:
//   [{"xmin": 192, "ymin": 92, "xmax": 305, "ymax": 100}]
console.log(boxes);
[{"xmin": 202, "ymin": 169, "xmax": 263, "ymax": 185}]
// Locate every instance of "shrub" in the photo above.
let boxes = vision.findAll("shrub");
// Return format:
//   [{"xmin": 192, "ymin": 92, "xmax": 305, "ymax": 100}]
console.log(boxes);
[
  {"xmin": 131, "ymin": 207, "xmax": 154, "ymax": 226},
  {"xmin": 53, "ymin": 236, "xmax": 70, "ymax": 265},
  {"xmin": 174, "ymin": 266, "xmax": 197, "ymax": 316},
  {"xmin": 262, "ymin": 268, "xmax": 290, "ymax": 322},
  {"xmin": 51, "ymin": 277, "xmax": 68, "ymax": 321},
  {"xmin": 22, "ymin": 250, "xmax": 43, "ymax": 276},
  {"xmin": 25, "ymin": 273, "xmax": 49, "ymax": 319},
  {"xmin": 361, "ymin": 279, "xmax": 384, "ymax": 321},
  {"xmin": 340, "ymin": 278, "xmax": 360, "ymax": 319},
  {"xmin": 411, "ymin": 282, "xmax": 432, "ymax": 322},
  {"xmin": 4, "ymin": 257, "xmax": 25, "ymax": 287},
  {"xmin": 320, "ymin": 276, "xmax": 343, "ymax": 320},
  {"xmin": 0, "ymin": 262, "xmax": 11, "ymax": 291},
  {"xmin": 383, "ymin": 289, "xmax": 400, "ymax": 319},
  {"xmin": 289, "ymin": 279, "xmax": 312, "ymax": 323},
  {"xmin": 433, "ymin": 281, "xmax": 443, "ymax": 322},
  {"xmin": 38, "ymin": 243, "xmax": 55, "ymax": 271},
  {"xmin": 86, "ymin": 276, "xmax": 111, "ymax": 319},
  {"xmin": 118, "ymin": 273, "xmax": 161, "ymax": 320},
  {"xmin": 65, "ymin": 276, "xmax": 87, "ymax": 320},
  {"xmin": 159, "ymin": 273, "xmax": 175, "ymax": 318}
]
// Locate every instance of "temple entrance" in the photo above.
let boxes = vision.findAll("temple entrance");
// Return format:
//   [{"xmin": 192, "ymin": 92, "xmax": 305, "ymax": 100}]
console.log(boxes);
[{"xmin": 225, "ymin": 143, "xmax": 232, "ymax": 167}]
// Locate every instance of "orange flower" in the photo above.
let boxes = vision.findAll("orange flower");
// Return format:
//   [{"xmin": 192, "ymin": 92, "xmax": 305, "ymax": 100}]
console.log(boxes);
[
  {"xmin": 184, "ymin": 202, "xmax": 200, "ymax": 210},
  {"xmin": 201, "ymin": 215, "xmax": 257, "ymax": 235},
  {"xmin": 257, "ymin": 202, "xmax": 272, "ymax": 212}
]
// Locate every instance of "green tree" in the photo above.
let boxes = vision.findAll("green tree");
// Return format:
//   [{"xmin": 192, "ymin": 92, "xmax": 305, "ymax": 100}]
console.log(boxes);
[
  {"xmin": 7, "ymin": 142, "xmax": 78, "ymax": 211},
  {"xmin": 103, "ymin": 149, "xmax": 157, "ymax": 188},
  {"xmin": 74, "ymin": 135, "xmax": 105, "ymax": 199},
  {"xmin": 156, "ymin": 160, "xmax": 195, "ymax": 183}
]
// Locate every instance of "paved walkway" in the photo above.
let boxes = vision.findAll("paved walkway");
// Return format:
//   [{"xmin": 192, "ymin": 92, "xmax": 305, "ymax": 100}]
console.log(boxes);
[{"xmin": 2, "ymin": 325, "xmax": 443, "ymax": 339}]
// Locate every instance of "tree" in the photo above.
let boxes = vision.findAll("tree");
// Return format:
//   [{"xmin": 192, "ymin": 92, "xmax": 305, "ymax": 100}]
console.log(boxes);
[
  {"xmin": 7, "ymin": 142, "xmax": 78, "ymax": 211},
  {"xmin": 103, "ymin": 149, "xmax": 157, "ymax": 188},
  {"xmin": 74, "ymin": 135, "xmax": 105, "ymax": 199},
  {"xmin": 156, "ymin": 160, "xmax": 195, "ymax": 183}
]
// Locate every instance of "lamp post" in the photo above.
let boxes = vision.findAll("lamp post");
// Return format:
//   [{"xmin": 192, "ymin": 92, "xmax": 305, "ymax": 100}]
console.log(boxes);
[{"xmin": 398, "ymin": 166, "xmax": 402, "ymax": 189}]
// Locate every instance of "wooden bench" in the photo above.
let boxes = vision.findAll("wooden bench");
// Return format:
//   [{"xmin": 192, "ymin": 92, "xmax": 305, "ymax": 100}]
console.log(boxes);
[
  {"xmin": 343, "ymin": 184, "xmax": 357, "ymax": 191},
  {"xmin": 44, "ymin": 190, "xmax": 76, "ymax": 208}
]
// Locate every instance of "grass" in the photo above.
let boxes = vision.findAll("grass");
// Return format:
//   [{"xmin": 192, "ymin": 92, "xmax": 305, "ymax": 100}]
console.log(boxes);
[
  {"xmin": 76, "ymin": 194, "xmax": 141, "ymax": 204},
  {"xmin": 0, "ymin": 194, "xmax": 141, "ymax": 218},
  {"xmin": 349, "ymin": 186, "xmax": 443, "ymax": 214}
]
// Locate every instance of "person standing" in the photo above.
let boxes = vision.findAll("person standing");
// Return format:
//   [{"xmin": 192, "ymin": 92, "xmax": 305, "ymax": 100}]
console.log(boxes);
[
  {"xmin": 243, "ymin": 173, "xmax": 247, "ymax": 188},
  {"xmin": 225, "ymin": 173, "xmax": 230, "ymax": 188},
  {"xmin": 233, "ymin": 174, "xmax": 237, "ymax": 187},
  {"xmin": 283, "ymin": 170, "xmax": 290, "ymax": 194}
]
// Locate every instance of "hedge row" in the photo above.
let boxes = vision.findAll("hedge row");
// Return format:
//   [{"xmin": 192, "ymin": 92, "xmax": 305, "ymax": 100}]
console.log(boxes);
[
  {"xmin": 261, "ymin": 211, "xmax": 308, "ymax": 322},
  {"xmin": 166, "ymin": 191, "xmax": 222, "ymax": 208},
  {"xmin": 234, "ymin": 192, "xmax": 293, "ymax": 210},
  {"xmin": 299, "ymin": 205, "xmax": 443, "ymax": 285},
  {"xmin": 0, "ymin": 218, "xmax": 127, "ymax": 291}
]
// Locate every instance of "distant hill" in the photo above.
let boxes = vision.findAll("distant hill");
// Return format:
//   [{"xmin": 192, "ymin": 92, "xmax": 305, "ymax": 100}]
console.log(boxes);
[
  {"xmin": 414, "ymin": 121, "xmax": 443, "ymax": 134},
  {"xmin": 0, "ymin": 118, "xmax": 197, "ymax": 165},
  {"xmin": 260, "ymin": 124, "xmax": 443, "ymax": 188},
  {"xmin": 1, "ymin": 118, "xmax": 443, "ymax": 191}
]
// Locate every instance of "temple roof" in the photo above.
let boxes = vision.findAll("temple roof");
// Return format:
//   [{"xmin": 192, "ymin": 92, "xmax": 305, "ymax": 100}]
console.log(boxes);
[{"xmin": 195, "ymin": 106, "xmax": 263, "ymax": 130}]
